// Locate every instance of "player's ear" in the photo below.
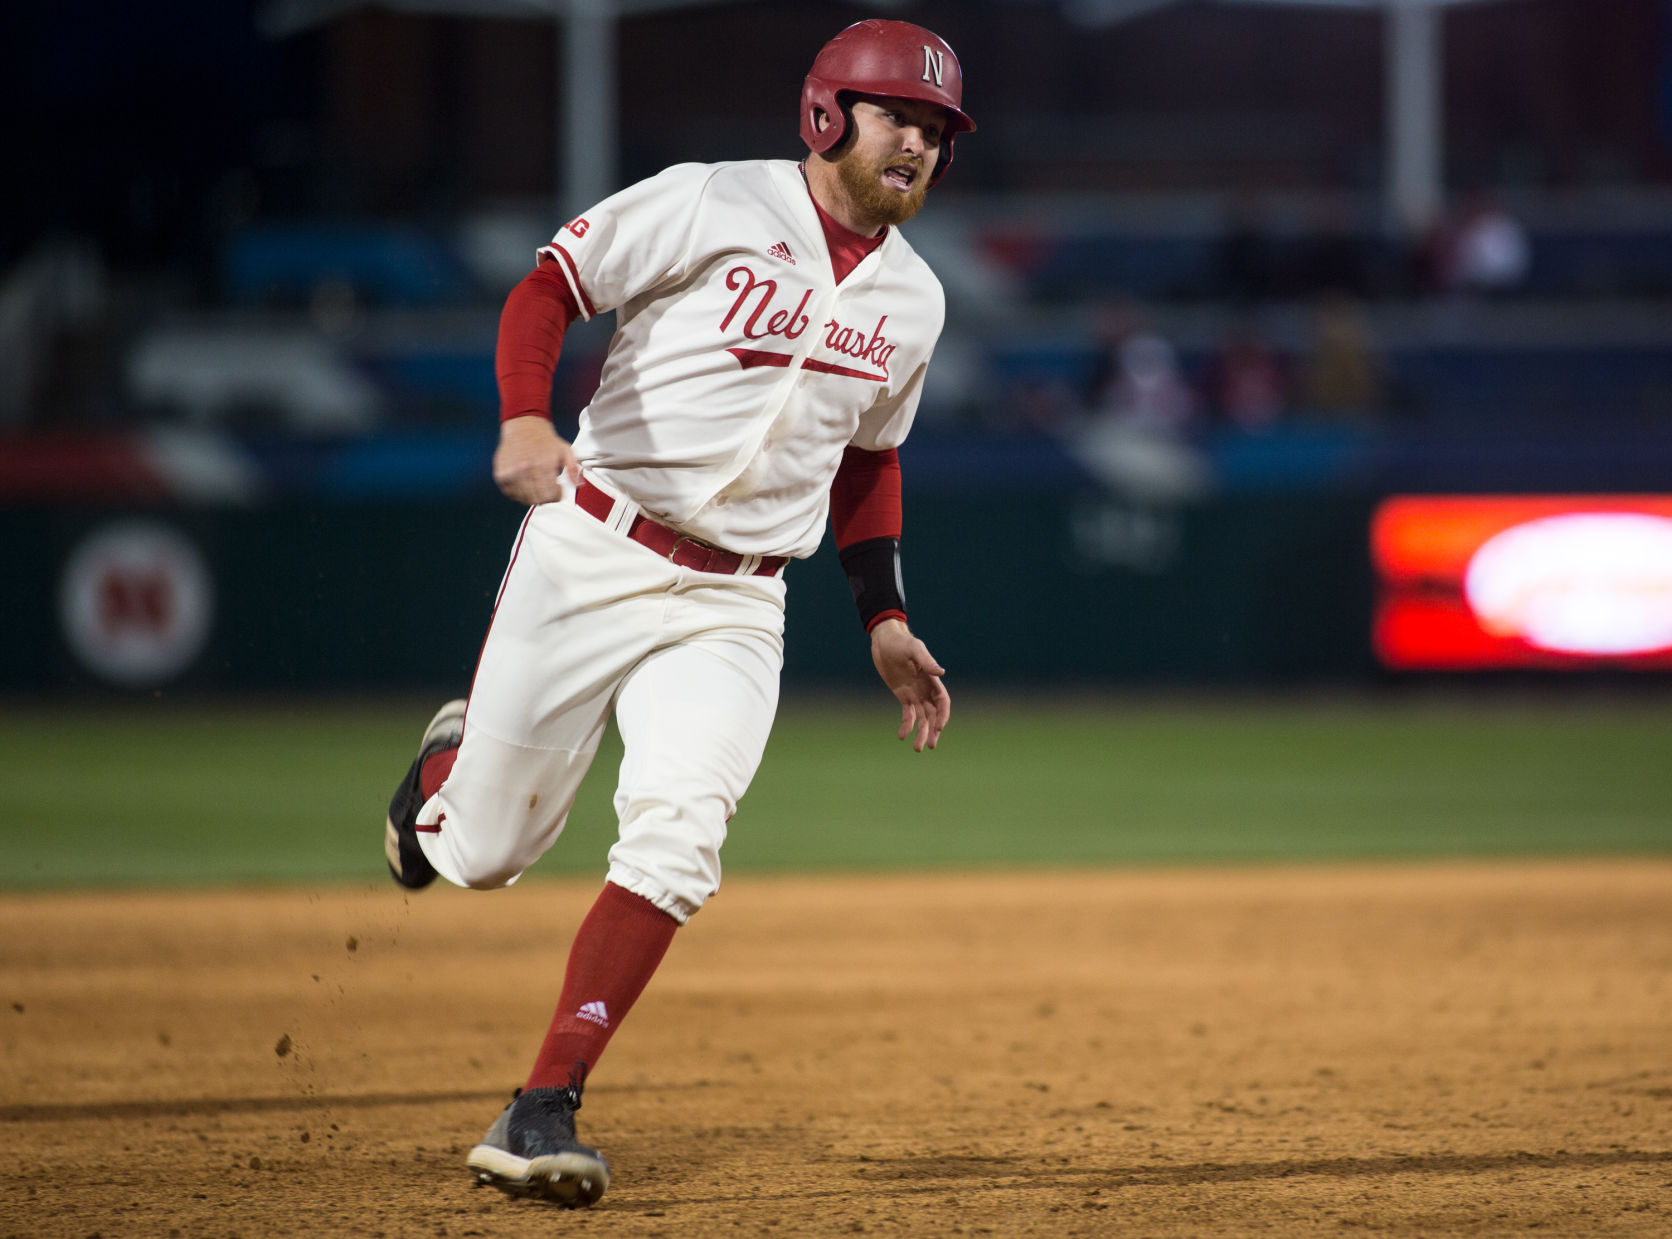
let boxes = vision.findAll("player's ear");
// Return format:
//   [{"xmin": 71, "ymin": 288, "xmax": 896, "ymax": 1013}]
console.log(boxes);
[{"xmin": 813, "ymin": 107, "xmax": 831, "ymax": 134}]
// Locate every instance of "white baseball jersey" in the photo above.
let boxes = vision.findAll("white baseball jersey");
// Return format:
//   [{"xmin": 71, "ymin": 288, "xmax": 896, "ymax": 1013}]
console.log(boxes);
[{"xmin": 537, "ymin": 158, "xmax": 945, "ymax": 560}]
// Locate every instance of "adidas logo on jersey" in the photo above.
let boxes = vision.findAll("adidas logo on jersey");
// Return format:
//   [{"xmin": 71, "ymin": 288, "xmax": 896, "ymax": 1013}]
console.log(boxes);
[
  {"xmin": 576, "ymin": 1000, "xmax": 610, "ymax": 1028},
  {"xmin": 767, "ymin": 241, "xmax": 796, "ymax": 265}
]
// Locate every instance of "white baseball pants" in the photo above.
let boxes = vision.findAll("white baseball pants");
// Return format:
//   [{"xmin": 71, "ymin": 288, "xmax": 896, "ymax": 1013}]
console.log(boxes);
[{"xmin": 414, "ymin": 495, "xmax": 786, "ymax": 923}]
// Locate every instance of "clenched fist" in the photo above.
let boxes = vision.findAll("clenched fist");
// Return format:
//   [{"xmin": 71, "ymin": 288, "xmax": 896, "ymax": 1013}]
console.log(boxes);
[{"xmin": 493, "ymin": 415, "xmax": 580, "ymax": 506}]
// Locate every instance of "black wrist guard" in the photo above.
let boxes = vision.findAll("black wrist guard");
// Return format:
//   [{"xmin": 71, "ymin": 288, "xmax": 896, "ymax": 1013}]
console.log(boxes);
[{"xmin": 839, "ymin": 537, "xmax": 907, "ymax": 632}]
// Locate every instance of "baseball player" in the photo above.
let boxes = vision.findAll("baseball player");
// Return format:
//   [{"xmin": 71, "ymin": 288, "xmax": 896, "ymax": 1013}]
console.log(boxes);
[{"xmin": 382, "ymin": 18, "xmax": 972, "ymax": 1208}]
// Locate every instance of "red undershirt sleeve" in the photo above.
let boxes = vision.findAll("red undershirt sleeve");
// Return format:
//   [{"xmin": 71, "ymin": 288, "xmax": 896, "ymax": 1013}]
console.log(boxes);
[
  {"xmin": 830, "ymin": 446, "xmax": 907, "ymax": 632},
  {"xmin": 495, "ymin": 261, "xmax": 582, "ymax": 423},
  {"xmin": 829, "ymin": 445, "xmax": 903, "ymax": 547}
]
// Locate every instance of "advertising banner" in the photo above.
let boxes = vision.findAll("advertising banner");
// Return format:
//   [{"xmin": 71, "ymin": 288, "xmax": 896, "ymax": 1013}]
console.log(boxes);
[{"xmin": 1372, "ymin": 495, "xmax": 1672, "ymax": 670}]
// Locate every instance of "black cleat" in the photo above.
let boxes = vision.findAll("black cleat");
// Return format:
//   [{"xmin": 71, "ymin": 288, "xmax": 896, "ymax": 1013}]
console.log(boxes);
[
  {"xmin": 383, "ymin": 699, "xmax": 466, "ymax": 890},
  {"xmin": 466, "ymin": 1076, "xmax": 609, "ymax": 1208}
]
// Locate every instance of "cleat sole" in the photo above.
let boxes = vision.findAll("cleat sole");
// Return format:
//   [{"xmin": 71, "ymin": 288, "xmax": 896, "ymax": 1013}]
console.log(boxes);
[{"xmin": 466, "ymin": 1143, "xmax": 609, "ymax": 1208}]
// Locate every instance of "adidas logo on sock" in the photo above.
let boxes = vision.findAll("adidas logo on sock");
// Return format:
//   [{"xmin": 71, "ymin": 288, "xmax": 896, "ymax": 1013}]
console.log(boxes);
[
  {"xmin": 767, "ymin": 241, "xmax": 795, "ymax": 265},
  {"xmin": 576, "ymin": 1000, "xmax": 610, "ymax": 1028}
]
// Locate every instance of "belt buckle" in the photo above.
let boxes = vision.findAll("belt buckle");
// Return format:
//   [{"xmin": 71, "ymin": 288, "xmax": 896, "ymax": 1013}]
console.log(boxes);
[
  {"xmin": 667, "ymin": 533, "xmax": 733, "ymax": 574},
  {"xmin": 669, "ymin": 534, "xmax": 716, "ymax": 571}
]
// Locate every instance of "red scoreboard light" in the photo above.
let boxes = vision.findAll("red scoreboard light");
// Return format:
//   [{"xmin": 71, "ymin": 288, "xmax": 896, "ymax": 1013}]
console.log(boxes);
[{"xmin": 1372, "ymin": 496, "xmax": 1672, "ymax": 670}]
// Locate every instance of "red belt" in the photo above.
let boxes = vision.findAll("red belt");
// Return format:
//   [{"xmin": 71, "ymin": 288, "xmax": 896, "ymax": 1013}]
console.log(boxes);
[{"xmin": 574, "ymin": 479, "xmax": 787, "ymax": 578}]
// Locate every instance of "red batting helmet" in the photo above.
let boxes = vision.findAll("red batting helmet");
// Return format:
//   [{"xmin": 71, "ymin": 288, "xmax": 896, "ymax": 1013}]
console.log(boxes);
[{"xmin": 800, "ymin": 19, "xmax": 976, "ymax": 186}]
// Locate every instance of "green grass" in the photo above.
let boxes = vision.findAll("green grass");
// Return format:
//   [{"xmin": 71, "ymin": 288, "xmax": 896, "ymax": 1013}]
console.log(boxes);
[{"xmin": 2, "ymin": 694, "xmax": 1669, "ymax": 888}]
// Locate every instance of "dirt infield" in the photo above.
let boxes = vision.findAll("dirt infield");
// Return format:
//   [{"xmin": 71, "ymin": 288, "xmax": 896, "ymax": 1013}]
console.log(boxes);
[{"xmin": 3, "ymin": 861, "xmax": 1670, "ymax": 1238}]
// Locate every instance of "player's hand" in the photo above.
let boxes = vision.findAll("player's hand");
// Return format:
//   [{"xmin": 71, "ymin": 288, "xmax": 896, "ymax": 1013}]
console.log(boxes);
[
  {"xmin": 869, "ymin": 618, "xmax": 950, "ymax": 753},
  {"xmin": 493, "ymin": 415, "xmax": 581, "ymax": 505}
]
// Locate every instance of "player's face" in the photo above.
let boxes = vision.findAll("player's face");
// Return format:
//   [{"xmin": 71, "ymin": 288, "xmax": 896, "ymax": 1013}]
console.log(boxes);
[{"xmin": 834, "ymin": 97, "xmax": 945, "ymax": 229}]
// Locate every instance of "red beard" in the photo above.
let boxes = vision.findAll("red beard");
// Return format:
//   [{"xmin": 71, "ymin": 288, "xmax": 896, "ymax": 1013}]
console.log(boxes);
[{"xmin": 835, "ymin": 145, "xmax": 930, "ymax": 229}]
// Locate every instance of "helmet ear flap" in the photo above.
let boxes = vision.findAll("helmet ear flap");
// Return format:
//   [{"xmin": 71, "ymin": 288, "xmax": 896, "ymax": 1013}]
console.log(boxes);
[
  {"xmin": 808, "ymin": 106, "xmax": 836, "ymax": 150},
  {"xmin": 819, "ymin": 98, "xmax": 856, "ymax": 156},
  {"xmin": 799, "ymin": 79, "xmax": 849, "ymax": 156}
]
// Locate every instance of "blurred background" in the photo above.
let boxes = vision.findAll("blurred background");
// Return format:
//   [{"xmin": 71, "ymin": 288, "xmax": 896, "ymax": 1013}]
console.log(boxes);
[{"xmin": 5, "ymin": 0, "xmax": 1672, "ymax": 695}]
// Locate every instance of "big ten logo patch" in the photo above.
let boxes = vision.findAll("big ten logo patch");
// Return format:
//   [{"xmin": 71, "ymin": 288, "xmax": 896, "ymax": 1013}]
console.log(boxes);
[
  {"xmin": 566, "ymin": 217, "xmax": 590, "ymax": 238},
  {"xmin": 58, "ymin": 521, "xmax": 215, "ymax": 687}
]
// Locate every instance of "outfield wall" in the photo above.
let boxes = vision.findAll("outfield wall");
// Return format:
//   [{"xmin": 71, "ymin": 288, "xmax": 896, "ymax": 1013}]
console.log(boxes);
[{"xmin": 0, "ymin": 491, "xmax": 1380, "ymax": 693}]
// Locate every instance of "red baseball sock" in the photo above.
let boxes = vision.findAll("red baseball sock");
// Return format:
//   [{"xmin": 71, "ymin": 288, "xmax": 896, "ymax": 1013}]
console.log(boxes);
[{"xmin": 524, "ymin": 882, "xmax": 680, "ymax": 1090}]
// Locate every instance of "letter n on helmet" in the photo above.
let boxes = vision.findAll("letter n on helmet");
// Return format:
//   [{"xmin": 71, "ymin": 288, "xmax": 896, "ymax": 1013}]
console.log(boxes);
[{"xmin": 800, "ymin": 20, "xmax": 976, "ymax": 186}]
